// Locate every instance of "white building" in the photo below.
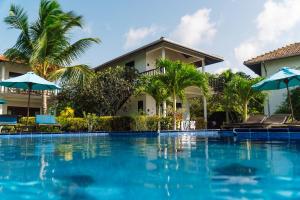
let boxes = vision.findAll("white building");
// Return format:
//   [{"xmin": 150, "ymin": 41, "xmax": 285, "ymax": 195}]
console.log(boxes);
[
  {"xmin": 0, "ymin": 55, "xmax": 51, "ymax": 116},
  {"xmin": 244, "ymin": 43, "xmax": 300, "ymax": 116},
  {"xmin": 95, "ymin": 37, "xmax": 223, "ymax": 123}
]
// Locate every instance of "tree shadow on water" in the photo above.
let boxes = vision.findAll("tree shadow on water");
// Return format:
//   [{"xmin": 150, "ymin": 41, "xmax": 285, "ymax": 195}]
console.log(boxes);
[
  {"xmin": 54, "ymin": 175, "xmax": 97, "ymax": 200},
  {"xmin": 214, "ymin": 163, "xmax": 257, "ymax": 176}
]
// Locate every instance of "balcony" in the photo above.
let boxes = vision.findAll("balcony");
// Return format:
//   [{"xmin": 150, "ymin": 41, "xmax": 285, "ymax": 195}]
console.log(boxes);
[
  {"xmin": 140, "ymin": 68, "xmax": 225, "ymax": 92},
  {"xmin": 2, "ymin": 88, "xmax": 55, "ymax": 96}
]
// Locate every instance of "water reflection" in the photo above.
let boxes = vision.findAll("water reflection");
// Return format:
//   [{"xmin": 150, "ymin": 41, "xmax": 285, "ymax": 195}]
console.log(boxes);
[{"xmin": 0, "ymin": 135, "xmax": 299, "ymax": 199}]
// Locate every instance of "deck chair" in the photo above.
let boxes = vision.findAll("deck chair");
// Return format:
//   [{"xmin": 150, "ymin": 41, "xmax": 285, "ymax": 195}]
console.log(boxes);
[
  {"xmin": 0, "ymin": 115, "xmax": 18, "ymax": 132},
  {"xmin": 35, "ymin": 115, "xmax": 61, "ymax": 130},
  {"xmin": 222, "ymin": 115, "xmax": 266, "ymax": 129},
  {"xmin": 262, "ymin": 114, "xmax": 291, "ymax": 128}
]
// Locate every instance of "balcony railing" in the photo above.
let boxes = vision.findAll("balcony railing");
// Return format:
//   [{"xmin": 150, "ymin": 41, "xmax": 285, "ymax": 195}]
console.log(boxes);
[
  {"xmin": 140, "ymin": 67, "xmax": 225, "ymax": 92},
  {"xmin": 140, "ymin": 67, "xmax": 164, "ymax": 76},
  {"xmin": 2, "ymin": 88, "xmax": 56, "ymax": 96}
]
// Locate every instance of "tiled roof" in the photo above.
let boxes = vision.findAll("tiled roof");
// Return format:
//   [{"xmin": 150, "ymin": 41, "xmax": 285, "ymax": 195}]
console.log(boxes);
[
  {"xmin": 0, "ymin": 55, "xmax": 9, "ymax": 62},
  {"xmin": 244, "ymin": 43, "xmax": 300, "ymax": 66}
]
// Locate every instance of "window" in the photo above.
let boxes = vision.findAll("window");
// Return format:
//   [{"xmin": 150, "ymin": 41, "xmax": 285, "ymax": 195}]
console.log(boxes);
[
  {"xmin": 176, "ymin": 103, "xmax": 182, "ymax": 109},
  {"xmin": 125, "ymin": 61, "xmax": 135, "ymax": 68},
  {"xmin": 7, "ymin": 106, "xmax": 40, "ymax": 117},
  {"xmin": 9, "ymin": 72, "xmax": 23, "ymax": 78},
  {"xmin": 138, "ymin": 100, "xmax": 144, "ymax": 113}
]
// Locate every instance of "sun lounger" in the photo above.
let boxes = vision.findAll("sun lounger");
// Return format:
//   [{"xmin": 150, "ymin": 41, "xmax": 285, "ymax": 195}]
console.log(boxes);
[
  {"xmin": 35, "ymin": 115, "xmax": 61, "ymax": 130},
  {"xmin": 262, "ymin": 114, "xmax": 291, "ymax": 128},
  {"xmin": 222, "ymin": 115, "xmax": 266, "ymax": 129},
  {"xmin": 0, "ymin": 115, "xmax": 18, "ymax": 133}
]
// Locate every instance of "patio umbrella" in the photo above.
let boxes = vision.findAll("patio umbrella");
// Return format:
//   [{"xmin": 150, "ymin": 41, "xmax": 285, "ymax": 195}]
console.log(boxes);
[
  {"xmin": 0, "ymin": 72, "xmax": 60, "ymax": 119},
  {"xmin": 0, "ymin": 99, "xmax": 7, "ymax": 104},
  {"xmin": 252, "ymin": 67, "xmax": 300, "ymax": 120}
]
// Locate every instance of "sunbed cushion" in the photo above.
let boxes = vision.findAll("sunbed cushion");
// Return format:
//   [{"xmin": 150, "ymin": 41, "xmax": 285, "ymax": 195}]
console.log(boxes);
[
  {"xmin": 245, "ymin": 115, "xmax": 266, "ymax": 124},
  {"xmin": 0, "ymin": 115, "xmax": 17, "ymax": 125},
  {"xmin": 36, "ymin": 115, "xmax": 57, "ymax": 125},
  {"xmin": 264, "ymin": 114, "xmax": 290, "ymax": 124}
]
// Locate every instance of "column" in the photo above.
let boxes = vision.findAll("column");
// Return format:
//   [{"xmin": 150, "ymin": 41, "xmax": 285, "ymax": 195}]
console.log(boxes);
[
  {"xmin": 202, "ymin": 59, "xmax": 207, "ymax": 129},
  {"xmin": 162, "ymin": 47, "xmax": 167, "ymax": 117},
  {"xmin": 1, "ymin": 66, "xmax": 5, "ymax": 92}
]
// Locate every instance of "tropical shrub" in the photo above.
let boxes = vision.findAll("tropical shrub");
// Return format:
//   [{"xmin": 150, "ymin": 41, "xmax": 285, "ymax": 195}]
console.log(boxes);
[
  {"xmin": 60, "ymin": 107, "xmax": 75, "ymax": 118},
  {"xmin": 224, "ymin": 75, "xmax": 265, "ymax": 122},
  {"xmin": 276, "ymin": 87, "xmax": 300, "ymax": 120},
  {"xmin": 157, "ymin": 59, "xmax": 209, "ymax": 130}
]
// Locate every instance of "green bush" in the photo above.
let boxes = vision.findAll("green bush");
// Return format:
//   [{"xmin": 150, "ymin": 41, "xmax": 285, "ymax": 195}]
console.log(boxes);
[
  {"xmin": 19, "ymin": 117, "xmax": 35, "ymax": 126},
  {"xmin": 18, "ymin": 115, "xmax": 174, "ymax": 132},
  {"xmin": 193, "ymin": 117, "xmax": 205, "ymax": 129},
  {"xmin": 96, "ymin": 116, "xmax": 113, "ymax": 131},
  {"xmin": 57, "ymin": 117, "xmax": 86, "ymax": 132}
]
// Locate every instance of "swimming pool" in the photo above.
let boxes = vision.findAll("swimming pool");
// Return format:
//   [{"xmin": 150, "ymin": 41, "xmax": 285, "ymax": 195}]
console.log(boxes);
[{"xmin": 0, "ymin": 133, "xmax": 300, "ymax": 199}]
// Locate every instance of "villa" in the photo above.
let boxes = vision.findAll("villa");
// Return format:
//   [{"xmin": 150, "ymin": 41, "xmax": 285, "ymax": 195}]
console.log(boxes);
[
  {"xmin": 95, "ymin": 37, "xmax": 223, "ymax": 123},
  {"xmin": 244, "ymin": 43, "xmax": 300, "ymax": 116},
  {"xmin": 0, "ymin": 55, "xmax": 54, "ymax": 116}
]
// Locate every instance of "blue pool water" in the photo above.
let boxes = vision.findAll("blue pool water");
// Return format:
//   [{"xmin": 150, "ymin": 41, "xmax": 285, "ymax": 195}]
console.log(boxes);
[{"xmin": 1, "ymin": 133, "xmax": 300, "ymax": 199}]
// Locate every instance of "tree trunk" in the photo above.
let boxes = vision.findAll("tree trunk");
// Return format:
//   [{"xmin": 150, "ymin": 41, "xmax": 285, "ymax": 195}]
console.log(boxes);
[
  {"xmin": 243, "ymin": 102, "xmax": 248, "ymax": 122},
  {"xmin": 42, "ymin": 91, "xmax": 47, "ymax": 114},
  {"xmin": 173, "ymin": 91, "xmax": 177, "ymax": 130},
  {"xmin": 226, "ymin": 111, "xmax": 230, "ymax": 123},
  {"xmin": 157, "ymin": 103, "xmax": 161, "ymax": 133}
]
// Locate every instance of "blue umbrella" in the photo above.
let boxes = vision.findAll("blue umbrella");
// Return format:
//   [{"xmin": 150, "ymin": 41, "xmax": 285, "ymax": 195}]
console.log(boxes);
[
  {"xmin": 0, "ymin": 99, "xmax": 7, "ymax": 105},
  {"xmin": 0, "ymin": 72, "xmax": 60, "ymax": 119},
  {"xmin": 252, "ymin": 67, "xmax": 300, "ymax": 120}
]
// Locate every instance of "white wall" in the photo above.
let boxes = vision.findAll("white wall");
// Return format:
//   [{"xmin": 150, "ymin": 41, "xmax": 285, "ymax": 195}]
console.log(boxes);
[
  {"xmin": 0, "ymin": 62, "xmax": 43, "ymax": 115},
  {"xmin": 261, "ymin": 56, "xmax": 300, "ymax": 115}
]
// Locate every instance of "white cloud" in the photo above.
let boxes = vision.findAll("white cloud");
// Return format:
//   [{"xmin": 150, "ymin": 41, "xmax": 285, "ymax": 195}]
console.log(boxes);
[
  {"xmin": 235, "ymin": 0, "xmax": 300, "ymax": 64},
  {"xmin": 234, "ymin": 41, "xmax": 260, "ymax": 63},
  {"xmin": 124, "ymin": 25, "xmax": 157, "ymax": 49},
  {"xmin": 257, "ymin": 0, "xmax": 300, "ymax": 42},
  {"xmin": 212, "ymin": 61, "xmax": 239, "ymax": 74},
  {"xmin": 170, "ymin": 8, "xmax": 216, "ymax": 47}
]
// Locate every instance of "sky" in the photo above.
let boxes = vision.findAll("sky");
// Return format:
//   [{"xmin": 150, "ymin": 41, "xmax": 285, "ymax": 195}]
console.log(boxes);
[{"xmin": 1, "ymin": 0, "xmax": 300, "ymax": 76}]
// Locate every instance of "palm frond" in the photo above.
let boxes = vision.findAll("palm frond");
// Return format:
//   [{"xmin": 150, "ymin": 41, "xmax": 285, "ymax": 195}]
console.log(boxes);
[
  {"xmin": 49, "ymin": 64, "xmax": 94, "ymax": 86},
  {"xmin": 54, "ymin": 38, "xmax": 100, "ymax": 66}
]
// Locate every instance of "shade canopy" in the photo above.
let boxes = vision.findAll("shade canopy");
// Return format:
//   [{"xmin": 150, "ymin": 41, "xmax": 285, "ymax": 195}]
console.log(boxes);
[
  {"xmin": 0, "ymin": 72, "xmax": 61, "ymax": 90},
  {"xmin": 252, "ymin": 67, "xmax": 300, "ymax": 91}
]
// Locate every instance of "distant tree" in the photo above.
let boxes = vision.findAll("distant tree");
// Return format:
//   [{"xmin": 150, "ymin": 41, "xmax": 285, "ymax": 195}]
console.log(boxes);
[
  {"xmin": 157, "ymin": 59, "xmax": 209, "ymax": 130},
  {"xmin": 4, "ymin": 0, "xmax": 99, "ymax": 113},
  {"xmin": 57, "ymin": 66, "xmax": 138, "ymax": 116}
]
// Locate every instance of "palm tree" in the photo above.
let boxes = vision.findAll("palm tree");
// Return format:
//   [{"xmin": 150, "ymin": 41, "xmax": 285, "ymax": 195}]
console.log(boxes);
[
  {"xmin": 224, "ymin": 75, "xmax": 265, "ymax": 122},
  {"xmin": 4, "ymin": 0, "xmax": 100, "ymax": 113},
  {"xmin": 157, "ymin": 59, "xmax": 209, "ymax": 130},
  {"xmin": 135, "ymin": 74, "xmax": 169, "ymax": 132}
]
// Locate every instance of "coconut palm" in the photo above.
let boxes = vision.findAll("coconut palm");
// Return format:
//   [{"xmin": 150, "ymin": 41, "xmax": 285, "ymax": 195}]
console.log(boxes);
[
  {"xmin": 4, "ymin": 0, "xmax": 100, "ymax": 113},
  {"xmin": 157, "ymin": 59, "xmax": 209, "ymax": 130},
  {"xmin": 135, "ymin": 74, "xmax": 169, "ymax": 132},
  {"xmin": 224, "ymin": 75, "xmax": 265, "ymax": 122}
]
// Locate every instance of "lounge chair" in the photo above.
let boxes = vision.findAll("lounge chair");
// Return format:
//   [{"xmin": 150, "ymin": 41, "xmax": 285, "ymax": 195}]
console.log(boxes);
[
  {"xmin": 233, "ymin": 114, "xmax": 291, "ymax": 131},
  {"xmin": 261, "ymin": 114, "xmax": 291, "ymax": 128},
  {"xmin": 35, "ymin": 115, "xmax": 61, "ymax": 130},
  {"xmin": 222, "ymin": 115, "xmax": 266, "ymax": 129},
  {"xmin": 0, "ymin": 115, "xmax": 18, "ymax": 132}
]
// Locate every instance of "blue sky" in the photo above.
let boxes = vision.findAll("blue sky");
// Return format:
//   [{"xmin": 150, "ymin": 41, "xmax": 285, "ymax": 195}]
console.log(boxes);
[{"xmin": 1, "ymin": 0, "xmax": 300, "ymax": 76}]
